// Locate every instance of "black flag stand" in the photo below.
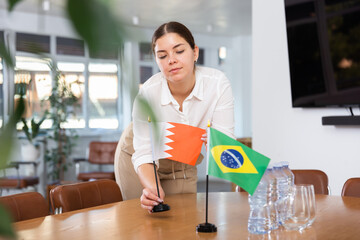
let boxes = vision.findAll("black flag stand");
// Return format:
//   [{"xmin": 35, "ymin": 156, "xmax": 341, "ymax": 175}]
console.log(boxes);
[
  {"xmin": 196, "ymin": 174, "xmax": 217, "ymax": 232},
  {"xmin": 148, "ymin": 116, "xmax": 170, "ymax": 213},
  {"xmin": 197, "ymin": 122, "xmax": 217, "ymax": 232},
  {"xmin": 151, "ymin": 159, "xmax": 170, "ymax": 212}
]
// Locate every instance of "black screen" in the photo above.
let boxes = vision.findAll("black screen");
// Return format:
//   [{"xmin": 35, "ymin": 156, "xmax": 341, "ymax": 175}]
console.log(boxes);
[{"xmin": 285, "ymin": 0, "xmax": 360, "ymax": 107}]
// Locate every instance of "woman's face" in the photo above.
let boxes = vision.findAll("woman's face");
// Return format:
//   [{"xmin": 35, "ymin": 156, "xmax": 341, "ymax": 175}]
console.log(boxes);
[{"xmin": 154, "ymin": 33, "xmax": 199, "ymax": 84}]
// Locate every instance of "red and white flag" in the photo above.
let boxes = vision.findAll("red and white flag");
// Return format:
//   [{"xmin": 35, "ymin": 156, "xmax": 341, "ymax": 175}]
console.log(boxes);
[{"xmin": 154, "ymin": 122, "xmax": 206, "ymax": 166}]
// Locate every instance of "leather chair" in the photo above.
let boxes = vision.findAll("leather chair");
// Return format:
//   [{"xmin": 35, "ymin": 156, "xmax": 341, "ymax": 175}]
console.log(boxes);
[
  {"xmin": 50, "ymin": 179, "xmax": 122, "ymax": 214},
  {"xmin": 341, "ymin": 178, "xmax": 360, "ymax": 198},
  {"xmin": 0, "ymin": 192, "xmax": 49, "ymax": 222},
  {"xmin": 74, "ymin": 141, "xmax": 118, "ymax": 181},
  {"xmin": 292, "ymin": 169, "xmax": 329, "ymax": 195},
  {"xmin": 0, "ymin": 161, "xmax": 39, "ymax": 195}
]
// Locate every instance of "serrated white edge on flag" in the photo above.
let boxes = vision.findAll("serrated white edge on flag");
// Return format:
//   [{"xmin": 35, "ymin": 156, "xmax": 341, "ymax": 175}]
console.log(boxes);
[{"xmin": 154, "ymin": 122, "xmax": 174, "ymax": 160}]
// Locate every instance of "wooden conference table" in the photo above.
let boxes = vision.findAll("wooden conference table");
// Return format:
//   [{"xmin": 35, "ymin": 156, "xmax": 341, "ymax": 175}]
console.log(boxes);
[{"xmin": 14, "ymin": 192, "xmax": 360, "ymax": 240}]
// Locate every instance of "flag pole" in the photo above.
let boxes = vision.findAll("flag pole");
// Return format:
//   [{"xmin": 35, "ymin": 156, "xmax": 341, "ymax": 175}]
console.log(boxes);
[
  {"xmin": 148, "ymin": 116, "xmax": 170, "ymax": 213},
  {"xmin": 196, "ymin": 121, "xmax": 217, "ymax": 232}
]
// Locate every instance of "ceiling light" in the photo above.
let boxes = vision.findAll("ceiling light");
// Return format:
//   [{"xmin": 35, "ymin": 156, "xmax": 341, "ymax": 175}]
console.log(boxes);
[
  {"xmin": 219, "ymin": 47, "xmax": 227, "ymax": 60},
  {"xmin": 132, "ymin": 16, "xmax": 139, "ymax": 25},
  {"xmin": 42, "ymin": 0, "xmax": 50, "ymax": 11},
  {"xmin": 206, "ymin": 24, "xmax": 213, "ymax": 32}
]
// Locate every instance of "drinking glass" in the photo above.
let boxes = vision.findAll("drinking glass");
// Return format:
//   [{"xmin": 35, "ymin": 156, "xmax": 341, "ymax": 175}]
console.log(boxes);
[
  {"xmin": 304, "ymin": 184, "xmax": 316, "ymax": 226},
  {"xmin": 282, "ymin": 185, "xmax": 310, "ymax": 231}
]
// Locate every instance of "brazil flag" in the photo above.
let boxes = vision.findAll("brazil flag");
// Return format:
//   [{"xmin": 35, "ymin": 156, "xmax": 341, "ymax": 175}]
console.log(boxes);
[{"xmin": 208, "ymin": 128, "xmax": 270, "ymax": 195}]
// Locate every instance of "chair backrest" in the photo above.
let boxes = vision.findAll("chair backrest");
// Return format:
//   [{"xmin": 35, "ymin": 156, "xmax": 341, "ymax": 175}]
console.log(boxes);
[
  {"xmin": 236, "ymin": 137, "xmax": 252, "ymax": 148},
  {"xmin": 341, "ymin": 178, "xmax": 360, "ymax": 197},
  {"xmin": 292, "ymin": 169, "xmax": 329, "ymax": 195},
  {"xmin": 88, "ymin": 141, "xmax": 118, "ymax": 164},
  {"xmin": 0, "ymin": 192, "xmax": 49, "ymax": 222},
  {"xmin": 50, "ymin": 179, "xmax": 122, "ymax": 213}
]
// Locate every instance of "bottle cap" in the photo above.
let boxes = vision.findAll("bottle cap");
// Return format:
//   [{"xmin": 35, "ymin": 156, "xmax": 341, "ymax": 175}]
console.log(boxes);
[
  {"xmin": 281, "ymin": 161, "xmax": 289, "ymax": 167},
  {"xmin": 273, "ymin": 162, "xmax": 282, "ymax": 168}
]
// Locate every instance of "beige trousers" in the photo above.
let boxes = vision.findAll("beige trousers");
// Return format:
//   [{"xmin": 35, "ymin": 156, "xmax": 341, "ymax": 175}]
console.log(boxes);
[{"xmin": 114, "ymin": 123, "xmax": 200, "ymax": 200}]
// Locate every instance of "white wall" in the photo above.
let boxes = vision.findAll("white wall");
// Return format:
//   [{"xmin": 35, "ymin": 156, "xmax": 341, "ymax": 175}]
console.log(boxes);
[
  {"xmin": 232, "ymin": 35, "xmax": 252, "ymax": 138},
  {"xmin": 0, "ymin": 9, "xmax": 76, "ymax": 37},
  {"xmin": 252, "ymin": 0, "xmax": 360, "ymax": 195}
]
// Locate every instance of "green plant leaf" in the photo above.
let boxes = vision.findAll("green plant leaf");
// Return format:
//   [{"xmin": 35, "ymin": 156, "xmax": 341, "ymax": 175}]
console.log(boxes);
[
  {"xmin": 137, "ymin": 96, "xmax": 160, "ymax": 141},
  {"xmin": 0, "ymin": 43, "xmax": 14, "ymax": 68},
  {"xmin": 7, "ymin": 0, "xmax": 22, "ymax": 12},
  {"xmin": 44, "ymin": 62, "xmax": 79, "ymax": 181},
  {"xmin": 0, "ymin": 96, "xmax": 24, "ymax": 238},
  {"xmin": 30, "ymin": 116, "xmax": 46, "ymax": 140},
  {"xmin": 0, "ymin": 205, "xmax": 16, "ymax": 239},
  {"xmin": 21, "ymin": 118, "xmax": 32, "ymax": 143},
  {"xmin": 0, "ymin": 97, "xmax": 25, "ymax": 169},
  {"xmin": 66, "ymin": 0, "xmax": 125, "ymax": 55}
]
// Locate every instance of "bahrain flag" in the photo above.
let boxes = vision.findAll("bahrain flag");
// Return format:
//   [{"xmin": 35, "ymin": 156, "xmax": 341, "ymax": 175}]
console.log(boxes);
[{"xmin": 157, "ymin": 122, "xmax": 206, "ymax": 166}]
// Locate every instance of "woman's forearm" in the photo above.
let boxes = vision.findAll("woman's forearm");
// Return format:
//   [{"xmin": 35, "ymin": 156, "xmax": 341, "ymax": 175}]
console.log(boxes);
[{"xmin": 137, "ymin": 163, "xmax": 164, "ymax": 198}]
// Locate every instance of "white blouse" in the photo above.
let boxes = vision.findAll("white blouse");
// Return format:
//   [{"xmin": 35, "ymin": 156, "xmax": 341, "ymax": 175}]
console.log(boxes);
[{"xmin": 132, "ymin": 66, "xmax": 235, "ymax": 172}]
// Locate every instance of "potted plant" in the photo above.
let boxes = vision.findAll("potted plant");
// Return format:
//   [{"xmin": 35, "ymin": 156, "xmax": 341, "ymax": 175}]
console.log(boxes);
[
  {"xmin": 45, "ymin": 65, "xmax": 79, "ymax": 182},
  {"xmin": 20, "ymin": 117, "xmax": 46, "ymax": 161}
]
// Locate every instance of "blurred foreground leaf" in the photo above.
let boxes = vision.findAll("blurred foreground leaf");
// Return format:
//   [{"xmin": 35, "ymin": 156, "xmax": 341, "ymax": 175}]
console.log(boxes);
[
  {"xmin": 0, "ymin": 97, "xmax": 24, "ymax": 238},
  {"xmin": 137, "ymin": 96, "xmax": 159, "ymax": 140},
  {"xmin": 7, "ymin": 0, "xmax": 22, "ymax": 11},
  {"xmin": 0, "ymin": 43, "xmax": 14, "ymax": 68},
  {"xmin": 67, "ymin": 0, "xmax": 125, "ymax": 55},
  {"xmin": 0, "ymin": 97, "xmax": 25, "ymax": 169},
  {"xmin": 0, "ymin": 205, "xmax": 16, "ymax": 239}
]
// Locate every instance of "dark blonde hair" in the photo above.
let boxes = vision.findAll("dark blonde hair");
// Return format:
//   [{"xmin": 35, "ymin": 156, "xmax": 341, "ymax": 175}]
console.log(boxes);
[{"xmin": 152, "ymin": 22, "xmax": 195, "ymax": 54}]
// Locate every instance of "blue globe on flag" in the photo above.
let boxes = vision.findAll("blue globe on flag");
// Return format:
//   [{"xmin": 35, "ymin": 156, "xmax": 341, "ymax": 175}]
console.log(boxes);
[{"xmin": 220, "ymin": 149, "xmax": 244, "ymax": 169}]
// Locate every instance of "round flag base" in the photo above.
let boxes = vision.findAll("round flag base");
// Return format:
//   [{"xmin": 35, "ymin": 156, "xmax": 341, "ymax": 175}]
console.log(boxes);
[
  {"xmin": 196, "ymin": 223, "xmax": 217, "ymax": 232},
  {"xmin": 152, "ymin": 203, "xmax": 170, "ymax": 213}
]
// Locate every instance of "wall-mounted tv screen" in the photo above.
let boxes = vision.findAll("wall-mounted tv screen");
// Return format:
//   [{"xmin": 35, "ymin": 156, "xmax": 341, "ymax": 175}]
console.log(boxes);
[{"xmin": 285, "ymin": 0, "xmax": 360, "ymax": 107}]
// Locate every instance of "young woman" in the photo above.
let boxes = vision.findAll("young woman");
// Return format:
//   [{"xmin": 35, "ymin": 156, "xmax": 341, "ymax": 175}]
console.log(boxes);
[{"xmin": 116, "ymin": 21, "xmax": 235, "ymax": 212}]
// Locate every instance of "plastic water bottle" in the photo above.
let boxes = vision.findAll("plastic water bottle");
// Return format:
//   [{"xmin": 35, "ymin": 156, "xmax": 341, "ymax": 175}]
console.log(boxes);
[
  {"xmin": 272, "ymin": 162, "xmax": 289, "ymax": 225},
  {"xmin": 248, "ymin": 172, "xmax": 271, "ymax": 234},
  {"xmin": 266, "ymin": 167, "xmax": 279, "ymax": 230},
  {"xmin": 281, "ymin": 161, "xmax": 294, "ymax": 188}
]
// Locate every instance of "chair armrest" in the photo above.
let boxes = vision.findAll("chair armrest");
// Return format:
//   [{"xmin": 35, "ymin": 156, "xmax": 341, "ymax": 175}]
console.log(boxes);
[
  {"xmin": 10, "ymin": 161, "xmax": 39, "ymax": 167},
  {"xmin": 73, "ymin": 158, "xmax": 87, "ymax": 163},
  {"xmin": 74, "ymin": 158, "xmax": 88, "ymax": 177},
  {"xmin": 5, "ymin": 161, "xmax": 39, "ymax": 176},
  {"xmin": 5, "ymin": 162, "xmax": 20, "ymax": 169}
]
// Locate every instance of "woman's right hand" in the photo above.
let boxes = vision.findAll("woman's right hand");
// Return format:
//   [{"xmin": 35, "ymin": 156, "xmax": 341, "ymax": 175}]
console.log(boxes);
[{"xmin": 140, "ymin": 187, "xmax": 165, "ymax": 213}]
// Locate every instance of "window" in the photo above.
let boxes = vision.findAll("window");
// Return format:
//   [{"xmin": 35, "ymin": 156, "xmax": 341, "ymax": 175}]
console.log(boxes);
[
  {"xmin": 138, "ymin": 42, "xmax": 158, "ymax": 87},
  {"xmin": 89, "ymin": 45, "xmax": 119, "ymax": 60},
  {"xmin": 1, "ymin": 31, "xmax": 123, "ymax": 131},
  {"xmin": 16, "ymin": 33, "xmax": 50, "ymax": 53},
  {"xmin": 57, "ymin": 62, "xmax": 85, "ymax": 128},
  {"xmin": 198, "ymin": 48, "xmax": 205, "ymax": 65},
  {"xmin": 14, "ymin": 56, "xmax": 52, "ymax": 129},
  {"xmin": 56, "ymin": 37, "xmax": 85, "ymax": 56},
  {"xmin": 140, "ymin": 66, "xmax": 153, "ymax": 84},
  {"xmin": 88, "ymin": 63, "xmax": 118, "ymax": 129},
  {"xmin": 139, "ymin": 42, "xmax": 153, "ymax": 61}
]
